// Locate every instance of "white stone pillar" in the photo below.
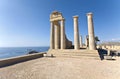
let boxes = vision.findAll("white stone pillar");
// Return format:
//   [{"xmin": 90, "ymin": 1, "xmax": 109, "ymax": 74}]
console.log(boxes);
[
  {"xmin": 73, "ymin": 16, "xmax": 80, "ymax": 50},
  {"xmin": 61, "ymin": 19, "xmax": 66, "ymax": 49},
  {"xmin": 80, "ymin": 35, "xmax": 83, "ymax": 47},
  {"xmin": 85, "ymin": 35, "xmax": 89, "ymax": 49},
  {"xmin": 54, "ymin": 22, "xmax": 59, "ymax": 49},
  {"xmin": 50, "ymin": 21, "xmax": 54, "ymax": 49},
  {"xmin": 87, "ymin": 13, "xmax": 96, "ymax": 50}
]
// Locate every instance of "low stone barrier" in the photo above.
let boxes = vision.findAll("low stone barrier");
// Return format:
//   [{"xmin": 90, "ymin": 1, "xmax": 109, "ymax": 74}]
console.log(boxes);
[{"xmin": 0, "ymin": 52, "xmax": 46, "ymax": 67}]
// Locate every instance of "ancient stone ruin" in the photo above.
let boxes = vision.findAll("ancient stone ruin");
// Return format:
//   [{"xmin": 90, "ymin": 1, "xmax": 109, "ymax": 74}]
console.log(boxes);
[
  {"xmin": 50, "ymin": 11, "xmax": 96, "ymax": 50},
  {"xmin": 50, "ymin": 11, "xmax": 72, "ymax": 49}
]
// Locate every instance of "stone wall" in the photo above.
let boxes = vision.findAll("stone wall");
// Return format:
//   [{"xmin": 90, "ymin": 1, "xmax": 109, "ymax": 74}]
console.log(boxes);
[
  {"xmin": 97, "ymin": 45, "xmax": 120, "ymax": 50},
  {"xmin": 0, "ymin": 52, "xmax": 45, "ymax": 67}
]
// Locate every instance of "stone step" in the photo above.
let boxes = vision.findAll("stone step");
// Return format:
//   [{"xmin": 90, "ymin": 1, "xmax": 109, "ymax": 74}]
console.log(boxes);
[
  {"xmin": 47, "ymin": 49, "xmax": 100, "ymax": 59},
  {"xmin": 46, "ymin": 53, "xmax": 100, "ymax": 60},
  {"xmin": 49, "ymin": 52, "xmax": 98, "ymax": 56},
  {"xmin": 50, "ymin": 52, "xmax": 99, "ymax": 57},
  {"xmin": 48, "ymin": 49, "xmax": 98, "ymax": 53},
  {"xmin": 53, "ymin": 55, "xmax": 100, "ymax": 60},
  {"xmin": 48, "ymin": 50, "xmax": 98, "ymax": 55}
]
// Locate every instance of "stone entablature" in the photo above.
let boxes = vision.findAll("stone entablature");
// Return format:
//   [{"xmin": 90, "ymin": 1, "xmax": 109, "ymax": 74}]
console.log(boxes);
[{"xmin": 50, "ymin": 11, "xmax": 64, "ymax": 21}]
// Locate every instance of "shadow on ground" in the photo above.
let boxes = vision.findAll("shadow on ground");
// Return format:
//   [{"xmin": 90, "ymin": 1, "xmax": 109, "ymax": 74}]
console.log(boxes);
[
  {"xmin": 98, "ymin": 49, "xmax": 120, "ymax": 60},
  {"xmin": 97, "ymin": 49, "xmax": 107, "ymax": 60}
]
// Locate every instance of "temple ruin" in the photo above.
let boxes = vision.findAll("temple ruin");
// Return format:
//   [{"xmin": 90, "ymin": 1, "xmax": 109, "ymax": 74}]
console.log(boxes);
[
  {"xmin": 48, "ymin": 11, "xmax": 99, "ymax": 59},
  {"xmin": 50, "ymin": 11, "xmax": 96, "ymax": 50},
  {"xmin": 50, "ymin": 11, "xmax": 72, "ymax": 49}
]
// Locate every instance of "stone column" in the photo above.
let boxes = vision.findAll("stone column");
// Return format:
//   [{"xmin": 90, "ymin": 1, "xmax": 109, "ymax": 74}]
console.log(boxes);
[
  {"xmin": 54, "ymin": 22, "xmax": 60, "ymax": 49},
  {"xmin": 73, "ymin": 16, "xmax": 80, "ymax": 50},
  {"xmin": 80, "ymin": 35, "xmax": 83, "ymax": 47},
  {"xmin": 85, "ymin": 35, "xmax": 89, "ymax": 49},
  {"xmin": 61, "ymin": 19, "xmax": 66, "ymax": 49},
  {"xmin": 87, "ymin": 13, "xmax": 96, "ymax": 50},
  {"xmin": 50, "ymin": 21, "xmax": 54, "ymax": 49}
]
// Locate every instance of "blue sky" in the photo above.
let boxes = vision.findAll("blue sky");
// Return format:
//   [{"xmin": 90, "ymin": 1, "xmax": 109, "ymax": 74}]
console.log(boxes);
[{"xmin": 0, "ymin": 0, "xmax": 120, "ymax": 47}]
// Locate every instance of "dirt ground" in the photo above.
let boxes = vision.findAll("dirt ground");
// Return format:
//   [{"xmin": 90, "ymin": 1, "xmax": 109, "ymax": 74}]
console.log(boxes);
[{"xmin": 0, "ymin": 57, "xmax": 120, "ymax": 79}]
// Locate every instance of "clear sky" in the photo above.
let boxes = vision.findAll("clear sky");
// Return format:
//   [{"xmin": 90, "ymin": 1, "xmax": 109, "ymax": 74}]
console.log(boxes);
[{"xmin": 0, "ymin": 0, "xmax": 120, "ymax": 47}]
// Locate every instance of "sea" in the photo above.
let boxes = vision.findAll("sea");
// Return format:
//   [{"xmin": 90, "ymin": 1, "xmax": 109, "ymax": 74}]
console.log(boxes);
[{"xmin": 0, "ymin": 47, "xmax": 49, "ymax": 59}]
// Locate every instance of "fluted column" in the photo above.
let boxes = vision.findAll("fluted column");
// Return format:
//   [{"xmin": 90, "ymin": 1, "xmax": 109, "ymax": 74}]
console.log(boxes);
[
  {"xmin": 54, "ymin": 22, "xmax": 60, "ymax": 49},
  {"xmin": 87, "ymin": 13, "xmax": 96, "ymax": 50},
  {"xmin": 61, "ymin": 19, "xmax": 66, "ymax": 49},
  {"xmin": 50, "ymin": 21, "xmax": 54, "ymax": 49},
  {"xmin": 73, "ymin": 16, "xmax": 80, "ymax": 50}
]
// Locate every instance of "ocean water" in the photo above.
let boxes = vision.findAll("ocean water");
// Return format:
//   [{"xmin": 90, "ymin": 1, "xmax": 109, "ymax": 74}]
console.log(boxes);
[{"xmin": 0, "ymin": 47, "xmax": 49, "ymax": 59}]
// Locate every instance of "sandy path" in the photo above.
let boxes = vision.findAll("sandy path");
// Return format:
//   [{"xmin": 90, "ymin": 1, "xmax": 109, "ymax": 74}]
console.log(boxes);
[{"xmin": 0, "ymin": 57, "xmax": 120, "ymax": 79}]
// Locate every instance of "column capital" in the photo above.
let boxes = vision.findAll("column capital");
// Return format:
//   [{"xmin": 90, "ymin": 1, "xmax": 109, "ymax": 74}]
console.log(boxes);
[
  {"xmin": 73, "ymin": 15, "xmax": 79, "ymax": 18},
  {"xmin": 87, "ymin": 12, "xmax": 93, "ymax": 16}
]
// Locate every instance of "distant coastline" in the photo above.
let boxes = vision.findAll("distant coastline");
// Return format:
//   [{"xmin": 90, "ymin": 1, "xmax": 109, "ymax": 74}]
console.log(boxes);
[{"xmin": 0, "ymin": 46, "xmax": 49, "ymax": 59}]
